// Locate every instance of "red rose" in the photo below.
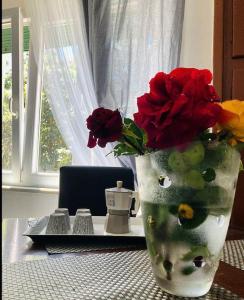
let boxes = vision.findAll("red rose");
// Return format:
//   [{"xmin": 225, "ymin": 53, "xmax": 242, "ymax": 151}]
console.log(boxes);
[
  {"xmin": 87, "ymin": 108, "xmax": 123, "ymax": 148},
  {"xmin": 134, "ymin": 68, "xmax": 222, "ymax": 149}
]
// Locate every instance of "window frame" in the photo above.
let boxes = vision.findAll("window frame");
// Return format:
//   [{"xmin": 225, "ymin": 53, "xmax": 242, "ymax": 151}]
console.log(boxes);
[
  {"xmin": 22, "ymin": 42, "xmax": 60, "ymax": 188},
  {"xmin": 2, "ymin": 8, "xmax": 24, "ymax": 186},
  {"xmin": 2, "ymin": 8, "xmax": 67, "ymax": 188}
]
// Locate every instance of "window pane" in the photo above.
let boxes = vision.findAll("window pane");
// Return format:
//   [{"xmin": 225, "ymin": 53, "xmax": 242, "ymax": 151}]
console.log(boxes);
[
  {"xmin": 2, "ymin": 25, "xmax": 12, "ymax": 170},
  {"xmin": 23, "ymin": 26, "xmax": 30, "ymax": 108},
  {"xmin": 23, "ymin": 51, "xmax": 29, "ymax": 108},
  {"xmin": 38, "ymin": 90, "xmax": 72, "ymax": 172}
]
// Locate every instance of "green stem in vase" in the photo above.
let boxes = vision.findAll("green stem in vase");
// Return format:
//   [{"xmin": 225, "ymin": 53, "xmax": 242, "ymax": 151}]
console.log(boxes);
[
  {"xmin": 122, "ymin": 135, "xmax": 144, "ymax": 155},
  {"xmin": 163, "ymin": 259, "xmax": 173, "ymax": 281}
]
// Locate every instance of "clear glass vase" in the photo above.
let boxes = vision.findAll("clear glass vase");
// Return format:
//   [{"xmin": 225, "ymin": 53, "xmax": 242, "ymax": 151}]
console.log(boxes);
[{"xmin": 136, "ymin": 140, "xmax": 240, "ymax": 297}]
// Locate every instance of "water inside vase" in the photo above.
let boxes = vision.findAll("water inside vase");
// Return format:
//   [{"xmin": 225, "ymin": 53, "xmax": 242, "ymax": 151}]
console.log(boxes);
[{"xmin": 142, "ymin": 201, "xmax": 231, "ymax": 297}]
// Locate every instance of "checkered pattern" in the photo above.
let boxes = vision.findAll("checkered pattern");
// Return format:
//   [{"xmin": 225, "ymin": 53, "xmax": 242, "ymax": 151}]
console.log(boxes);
[
  {"xmin": 45, "ymin": 239, "xmax": 146, "ymax": 254},
  {"xmin": 45, "ymin": 238, "xmax": 244, "ymax": 268},
  {"xmin": 3, "ymin": 250, "xmax": 243, "ymax": 300},
  {"xmin": 221, "ymin": 240, "xmax": 244, "ymax": 270}
]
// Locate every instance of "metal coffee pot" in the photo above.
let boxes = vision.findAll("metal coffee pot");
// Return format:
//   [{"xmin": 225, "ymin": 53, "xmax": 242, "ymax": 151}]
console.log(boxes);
[{"xmin": 104, "ymin": 181, "xmax": 134, "ymax": 234}]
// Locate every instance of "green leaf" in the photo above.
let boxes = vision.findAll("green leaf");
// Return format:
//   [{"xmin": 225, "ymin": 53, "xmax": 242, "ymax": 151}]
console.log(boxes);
[
  {"xmin": 121, "ymin": 118, "xmax": 148, "ymax": 154},
  {"xmin": 169, "ymin": 224, "xmax": 205, "ymax": 246},
  {"xmin": 194, "ymin": 186, "xmax": 221, "ymax": 204},
  {"xmin": 113, "ymin": 143, "xmax": 137, "ymax": 157},
  {"xmin": 122, "ymin": 127, "xmax": 140, "ymax": 140},
  {"xmin": 181, "ymin": 266, "xmax": 196, "ymax": 275},
  {"xmin": 124, "ymin": 118, "xmax": 144, "ymax": 138},
  {"xmin": 182, "ymin": 245, "xmax": 210, "ymax": 261},
  {"xmin": 123, "ymin": 141, "xmax": 136, "ymax": 149},
  {"xmin": 124, "ymin": 118, "xmax": 144, "ymax": 141},
  {"xmin": 194, "ymin": 186, "xmax": 231, "ymax": 215},
  {"xmin": 142, "ymin": 129, "xmax": 148, "ymax": 145}
]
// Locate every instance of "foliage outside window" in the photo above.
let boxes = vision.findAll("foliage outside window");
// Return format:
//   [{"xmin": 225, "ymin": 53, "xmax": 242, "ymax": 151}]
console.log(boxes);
[
  {"xmin": 2, "ymin": 13, "xmax": 72, "ymax": 187},
  {"xmin": 2, "ymin": 45, "xmax": 12, "ymax": 170},
  {"xmin": 39, "ymin": 89, "xmax": 72, "ymax": 172}
]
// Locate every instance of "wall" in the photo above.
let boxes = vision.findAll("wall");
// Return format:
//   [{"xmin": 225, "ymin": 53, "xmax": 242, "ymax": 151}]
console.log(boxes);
[
  {"xmin": 2, "ymin": 0, "xmax": 27, "ymax": 17},
  {"xmin": 180, "ymin": 0, "xmax": 214, "ymax": 71},
  {"xmin": 2, "ymin": 0, "xmax": 215, "ymax": 217},
  {"xmin": 2, "ymin": 189, "xmax": 58, "ymax": 217},
  {"xmin": 3, "ymin": 0, "xmax": 23, "ymax": 8}
]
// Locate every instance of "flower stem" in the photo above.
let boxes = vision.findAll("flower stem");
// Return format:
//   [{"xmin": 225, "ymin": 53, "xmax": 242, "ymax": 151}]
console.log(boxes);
[{"xmin": 123, "ymin": 135, "xmax": 144, "ymax": 155}]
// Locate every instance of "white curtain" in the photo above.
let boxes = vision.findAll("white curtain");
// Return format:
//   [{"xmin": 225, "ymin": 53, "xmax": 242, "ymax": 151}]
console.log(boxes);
[
  {"xmin": 88, "ymin": 0, "xmax": 185, "ymax": 116},
  {"xmin": 24, "ymin": 0, "xmax": 184, "ymax": 169}
]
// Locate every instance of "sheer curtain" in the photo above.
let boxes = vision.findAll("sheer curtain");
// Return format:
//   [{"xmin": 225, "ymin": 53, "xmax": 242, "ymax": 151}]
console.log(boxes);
[
  {"xmin": 24, "ymin": 0, "xmax": 185, "ymax": 169},
  {"xmin": 88, "ymin": 0, "xmax": 185, "ymax": 116},
  {"xmin": 87, "ymin": 0, "xmax": 185, "ymax": 172}
]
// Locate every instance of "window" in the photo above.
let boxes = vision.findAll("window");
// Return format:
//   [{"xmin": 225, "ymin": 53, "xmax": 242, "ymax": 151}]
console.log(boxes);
[
  {"xmin": 2, "ymin": 8, "xmax": 23, "ymax": 186},
  {"xmin": 2, "ymin": 25, "xmax": 13, "ymax": 171},
  {"xmin": 38, "ymin": 89, "xmax": 72, "ymax": 173},
  {"xmin": 2, "ymin": 8, "xmax": 72, "ymax": 188}
]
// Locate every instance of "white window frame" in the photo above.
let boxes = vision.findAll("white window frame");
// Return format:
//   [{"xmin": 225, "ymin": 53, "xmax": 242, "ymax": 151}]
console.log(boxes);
[
  {"xmin": 2, "ymin": 8, "xmax": 67, "ymax": 189},
  {"xmin": 22, "ymin": 42, "xmax": 60, "ymax": 188},
  {"xmin": 2, "ymin": 8, "xmax": 24, "ymax": 186}
]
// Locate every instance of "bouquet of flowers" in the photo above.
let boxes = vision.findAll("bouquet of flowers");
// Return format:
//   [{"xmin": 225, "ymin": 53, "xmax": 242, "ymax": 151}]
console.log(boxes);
[
  {"xmin": 86, "ymin": 68, "xmax": 243, "ymax": 156},
  {"xmin": 86, "ymin": 68, "xmax": 243, "ymax": 297}
]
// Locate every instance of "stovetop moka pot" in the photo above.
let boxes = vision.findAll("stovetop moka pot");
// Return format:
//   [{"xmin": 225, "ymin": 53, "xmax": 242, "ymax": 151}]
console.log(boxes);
[{"xmin": 104, "ymin": 181, "xmax": 134, "ymax": 234}]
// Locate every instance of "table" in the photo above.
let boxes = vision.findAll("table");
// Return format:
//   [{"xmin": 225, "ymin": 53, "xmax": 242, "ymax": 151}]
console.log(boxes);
[{"xmin": 2, "ymin": 218, "xmax": 244, "ymax": 298}]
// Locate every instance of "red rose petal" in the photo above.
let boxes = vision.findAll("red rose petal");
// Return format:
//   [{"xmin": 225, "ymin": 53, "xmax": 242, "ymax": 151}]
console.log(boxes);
[
  {"xmin": 86, "ymin": 107, "xmax": 122, "ymax": 148},
  {"xmin": 87, "ymin": 132, "xmax": 97, "ymax": 148},
  {"xmin": 149, "ymin": 72, "xmax": 168, "ymax": 101},
  {"xmin": 170, "ymin": 68, "xmax": 196, "ymax": 86}
]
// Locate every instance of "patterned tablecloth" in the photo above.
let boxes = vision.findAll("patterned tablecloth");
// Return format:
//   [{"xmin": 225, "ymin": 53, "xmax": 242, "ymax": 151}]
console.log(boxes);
[
  {"xmin": 45, "ymin": 237, "xmax": 244, "ymax": 273},
  {"xmin": 45, "ymin": 238, "xmax": 147, "ymax": 254},
  {"xmin": 221, "ymin": 240, "xmax": 244, "ymax": 270},
  {"xmin": 3, "ymin": 240, "xmax": 244, "ymax": 300}
]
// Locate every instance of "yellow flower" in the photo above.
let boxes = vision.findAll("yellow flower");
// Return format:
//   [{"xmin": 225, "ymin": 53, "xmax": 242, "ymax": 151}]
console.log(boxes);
[
  {"xmin": 178, "ymin": 204, "xmax": 194, "ymax": 219},
  {"xmin": 228, "ymin": 137, "xmax": 238, "ymax": 146},
  {"xmin": 218, "ymin": 100, "xmax": 244, "ymax": 142}
]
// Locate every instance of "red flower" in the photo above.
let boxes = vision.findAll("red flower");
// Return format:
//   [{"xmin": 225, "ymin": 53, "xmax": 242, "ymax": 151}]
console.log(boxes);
[
  {"xmin": 87, "ymin": 108, "xmax": 122, "ymax": 148},
  {"xmin": 134, "ymin": 68, "xmax": 222, "ymax": 149}
]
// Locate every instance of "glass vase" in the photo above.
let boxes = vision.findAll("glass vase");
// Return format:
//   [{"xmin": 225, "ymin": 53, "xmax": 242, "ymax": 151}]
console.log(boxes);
[{"xmin": 136, "ymin": 140, "xmax": 240, "ymax": 297}]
